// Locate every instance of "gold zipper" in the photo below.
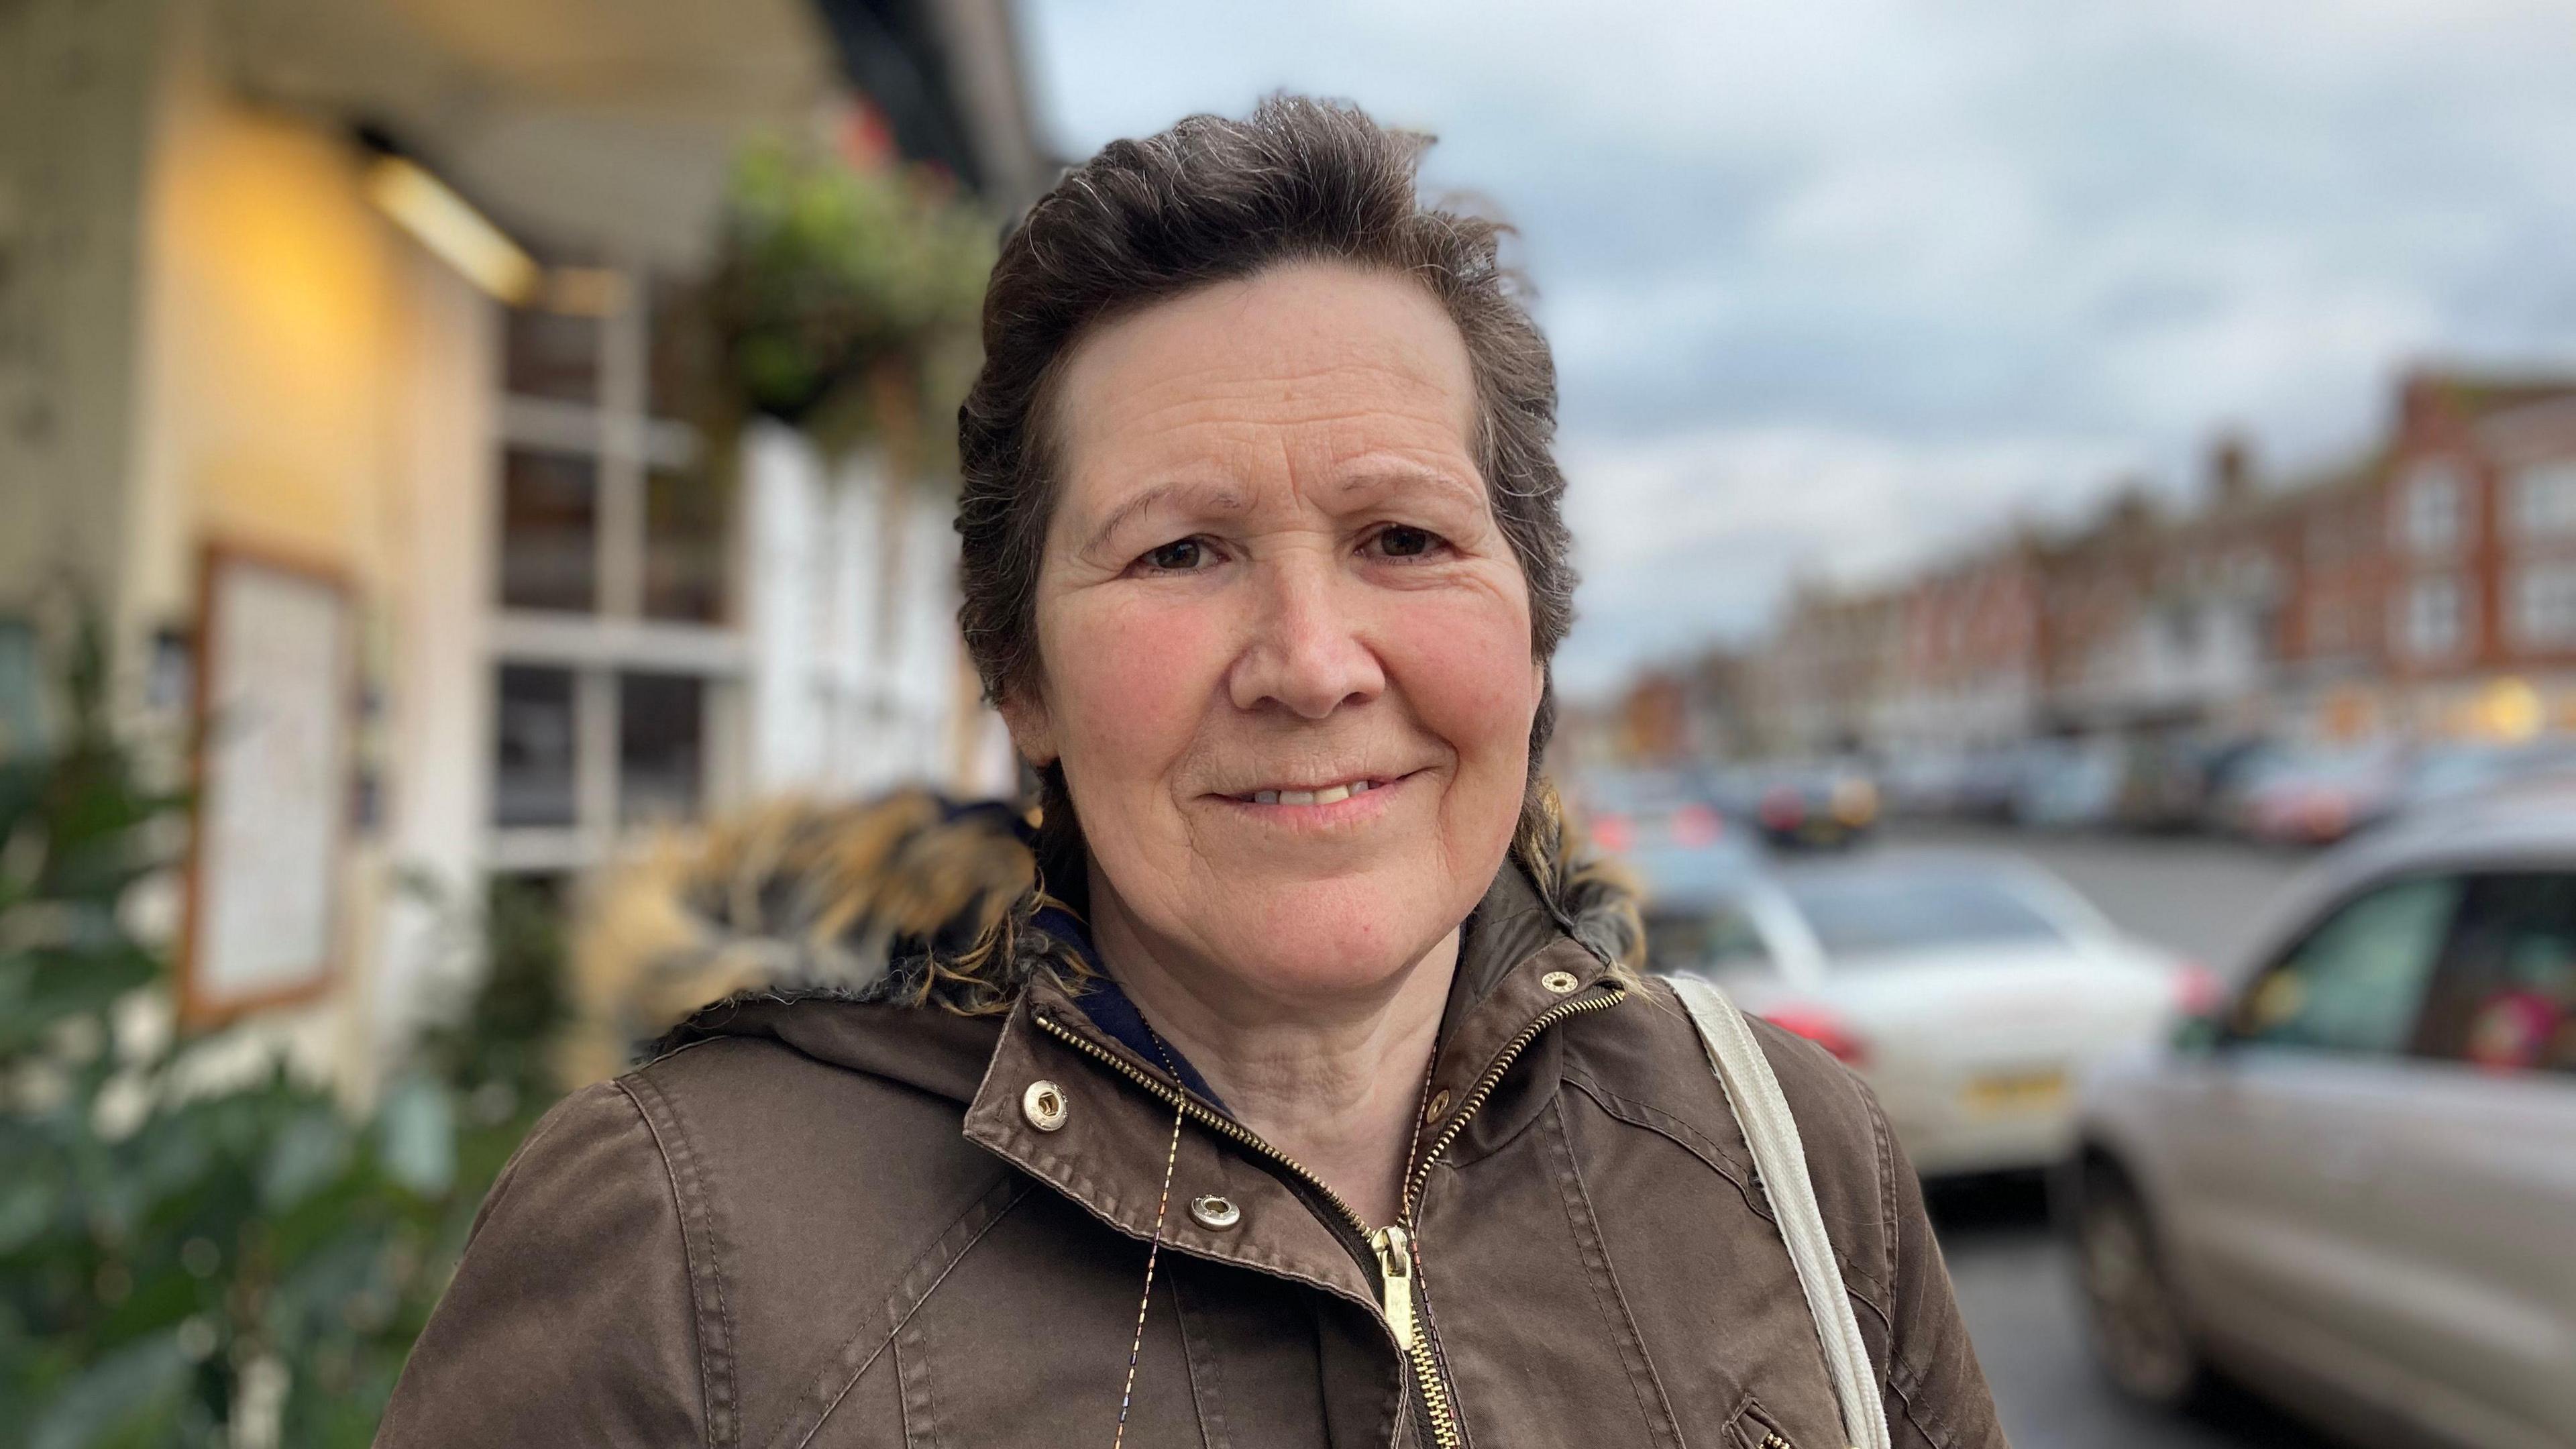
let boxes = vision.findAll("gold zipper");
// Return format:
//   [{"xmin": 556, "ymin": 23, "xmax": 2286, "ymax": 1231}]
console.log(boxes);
[
  {"xmin": 1391, "ymin": 985, "xmax": 1626, "ymax": 1448},
  {"xmin": 1366, "ymin": 1222, "xmax": 1470, "ymax": 1447},
  {"xmin": 1034, "ymin": 981, "xmax": 1627, "ymax": 1449},
  {"xmin": 1401, "ymin": 987, "xmax": 1627, "ymax": 1216}
]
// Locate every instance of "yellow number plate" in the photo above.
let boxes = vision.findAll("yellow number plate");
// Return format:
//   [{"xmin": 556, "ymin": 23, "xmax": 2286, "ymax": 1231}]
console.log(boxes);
[{"xmin": 1961, "ymin": 1069, "xmax": 2069, "ymax": 1116}]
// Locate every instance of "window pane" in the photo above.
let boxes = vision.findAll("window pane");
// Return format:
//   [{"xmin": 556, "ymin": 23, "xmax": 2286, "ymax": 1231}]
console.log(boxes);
[
  {"xmin": 499, "ymin": 448, "xmax": 598, "ymax": 612},
  {"xmin": 1784, "ymin": 872, "xmax": 2069, "ymax": 959},
  {"xmin": 493, "ymin": 665, "xmax": 578, "ymax": 828},
  {"xmin": 643, "ymin": 467, "xmax": 729, "ymax": 623},
  {"xmin": 2399, "ymin": 575, "xmax": 2463, "ymax": 659},
  {"xmin": 0, "ymin": 617, "xmax": 39, "ymax": 759},
  {"xmin": 619, "ymin": 672, "xmax": 704, "ymax": 825},
  {"xmin": 1646, "ymin": 906, "xmax": 1774, "ymax": 975},
  {"xmin": 503, "ymin": 307, "xmax": 600, "ymax": 403},
  {"xmin": 2416, "ymin": 874, "xmax": 2576, "ymax": 1075},
  {"xmin": 2399, "ymin": 460, "xmax": 2464, "ymax": 554},
  {"xmin": 647, "ymin": 277, "xmax": 717, "ymax": 421},
  {"xmin": 2511, "ymin": 460, "xmax": 2576, "ymax": 541},
  {"xmin": 2513, "ymin": 564, "xmax": 2576, "ymax": 648},
  {"xmin": 2238, "ymin": 875, "xmax": 2461, "ymax": 1055}
]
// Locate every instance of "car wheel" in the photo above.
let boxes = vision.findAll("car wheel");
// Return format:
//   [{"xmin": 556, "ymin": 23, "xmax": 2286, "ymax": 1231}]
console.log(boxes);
[{"xmin": 2074, "ymin": 1162, "xmax": 2204, "ymax": 1407}]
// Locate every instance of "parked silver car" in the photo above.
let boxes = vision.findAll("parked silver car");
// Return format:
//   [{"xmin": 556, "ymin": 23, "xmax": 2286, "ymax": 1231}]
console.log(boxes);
[{"xmin": 2065, "ymin": 789, "xmax": 2576, "ymax": 1448}]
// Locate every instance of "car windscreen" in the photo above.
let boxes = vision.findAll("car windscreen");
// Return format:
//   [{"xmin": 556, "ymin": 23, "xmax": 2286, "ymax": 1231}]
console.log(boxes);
[
  {"xmin": 1784, "ymin": 871, "xmax": 2072, "ymax": 961},
  {"xmin": 1629, "ymin": 844, "xmax": 1758, "ymax": 902},
  {"xmin": 2408, "ymin": 749, "xmax": 2508, "ymax": 796},
  {"xmin": 2287, "ymin": 749, "xmax": 2396, "ymax": 786},
  {"xmin": 1643, "ymin": 904, "xmax": 1773, "ymax": 973}
]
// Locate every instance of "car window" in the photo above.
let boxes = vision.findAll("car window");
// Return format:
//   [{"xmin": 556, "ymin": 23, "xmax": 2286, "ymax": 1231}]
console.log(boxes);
[
  {"xmin": 2413, "ymin": 873, "xmax": 2576, "ymax": 1075},
  {"xmin": 2235, "ymin": 875, "xmax": 2463, "ymax": 1055},
  {"xmin": 1782, "ymin": 873, "xmax": 2069, "ymax": 960},
  {"xmin": 1645, "ymin": 905, "xmax": 1774, "ymax": 975},
  {"xmin": 1629, "ymin": 844, "xmax": 1756, "ymax": 902}
]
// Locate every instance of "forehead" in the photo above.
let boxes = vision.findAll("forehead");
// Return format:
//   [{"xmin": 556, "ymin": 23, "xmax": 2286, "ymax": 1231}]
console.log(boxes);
[{"xmin": 1050, "ymin": 262, "xmax": 1480, "ymax": 498}]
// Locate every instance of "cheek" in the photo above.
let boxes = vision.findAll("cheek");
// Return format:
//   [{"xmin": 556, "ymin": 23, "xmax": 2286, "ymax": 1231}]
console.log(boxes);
[
  {"xmin": 1044, "ymin": 591, "xmax": 1224, "ymax": 788},
  {"xmin": 1382, "ymin": 588, "xmax": 1538, "ymax": 770}
]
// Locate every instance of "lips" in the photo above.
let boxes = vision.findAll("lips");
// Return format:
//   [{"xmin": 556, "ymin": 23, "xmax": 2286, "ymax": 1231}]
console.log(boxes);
[{"xmin": 1218, "ymin": 771, "xmax": 1415, "ymax": 806}]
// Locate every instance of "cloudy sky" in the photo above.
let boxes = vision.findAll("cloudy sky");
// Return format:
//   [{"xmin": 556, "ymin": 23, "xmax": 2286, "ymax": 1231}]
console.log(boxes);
[{"xmin": 1018, "ymin": 0, "xmax": 2576, "ymax": 696}]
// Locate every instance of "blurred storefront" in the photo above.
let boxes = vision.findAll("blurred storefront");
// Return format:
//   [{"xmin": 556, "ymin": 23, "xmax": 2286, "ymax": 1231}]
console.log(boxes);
[{"xmin": 0, "ymin": 0, "xmax": 1042, "ymax": 1089}]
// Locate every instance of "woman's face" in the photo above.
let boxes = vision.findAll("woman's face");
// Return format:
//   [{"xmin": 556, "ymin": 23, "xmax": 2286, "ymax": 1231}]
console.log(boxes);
[{"xmin": 1008, "ymin": 261, "xmax": 1542, "ymax": 1006}]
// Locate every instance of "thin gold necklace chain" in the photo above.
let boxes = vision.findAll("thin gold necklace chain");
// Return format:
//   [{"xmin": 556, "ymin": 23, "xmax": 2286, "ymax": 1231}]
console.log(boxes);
[
  {"xmin": 1395, "ymin": 1047, "xmax": 1439, "ymax": 1220},
  {"xmin": 1110, "ymin": 1023, "xmax": 1444, "ymax": 1447},
  {"xmin": 1112, "ymin": 1030, "xmax": 1190, "ymax": 1449}
]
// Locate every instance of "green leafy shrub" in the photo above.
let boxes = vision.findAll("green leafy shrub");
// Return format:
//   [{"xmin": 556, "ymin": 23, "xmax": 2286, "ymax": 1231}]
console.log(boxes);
[
  {"xmin": 0, "ymin": 624, "xmax": 565, "ymax": 1447},
  {"xmin": 711, "ymin": 139, "xmax": 995, "ymax": 462}
]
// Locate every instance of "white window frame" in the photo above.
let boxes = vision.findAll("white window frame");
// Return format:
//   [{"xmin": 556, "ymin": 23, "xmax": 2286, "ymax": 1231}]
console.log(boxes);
[
  {"xmin": 2395, "ymin": 459, "xmax": 2467, "ymax": 557},
  {"xmin": 2510, "ymin": 561, "xmax": 2576, "ymax": 649},
  {"xmin": 2395, "ymin": 573, "xmax": 2466, "ymax": 663},
  {"xmin": 2508, "ymin": 458, "xmax": 2576, "ymax": 543},
  {"xmin": 488, "ymin": 269, "xmax": 744, "ymax": 874}
]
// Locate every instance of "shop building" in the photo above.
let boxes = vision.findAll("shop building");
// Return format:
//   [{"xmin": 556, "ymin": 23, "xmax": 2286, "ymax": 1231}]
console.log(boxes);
[{"xmin": 0, "ymin": 0, "xmax": 1044, "ymax": 1086}]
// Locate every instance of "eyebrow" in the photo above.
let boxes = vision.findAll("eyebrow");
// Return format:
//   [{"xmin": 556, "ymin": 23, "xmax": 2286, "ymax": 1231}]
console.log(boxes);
[
  {"xmin": 1076, "ymin": 466, "xmax": 1485, "ymax": 557},
  {"xmin": 1338, "ymin": 464, "xmax": 1484, "ymax": 514},
  {"xmin": 1079, "ymin": 482, "xmax": 1250, "ymax": 557}
]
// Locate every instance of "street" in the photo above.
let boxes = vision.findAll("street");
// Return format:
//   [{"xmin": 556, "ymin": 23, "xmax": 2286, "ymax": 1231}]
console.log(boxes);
[{"xmin": 1882, "ymin": 824, "xmax": 2338, "ymax": 1449}]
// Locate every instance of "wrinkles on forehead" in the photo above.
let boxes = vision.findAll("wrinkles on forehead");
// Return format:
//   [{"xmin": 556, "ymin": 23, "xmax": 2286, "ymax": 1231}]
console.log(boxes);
[{"xmin": 1044, "ymin": 262, "xmax": 1486, "ymax": 568}]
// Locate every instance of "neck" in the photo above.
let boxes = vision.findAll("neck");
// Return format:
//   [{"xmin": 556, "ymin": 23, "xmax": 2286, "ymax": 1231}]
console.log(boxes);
[{"xmin": 1088, "ymin": 892, "xmax": 1456, "ymax": 1231}]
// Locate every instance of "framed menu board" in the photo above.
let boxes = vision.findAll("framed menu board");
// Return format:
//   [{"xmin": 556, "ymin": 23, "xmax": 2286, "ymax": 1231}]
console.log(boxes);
[{"xmin": 179, "ymin": 545, "xmax": 356, "ymax": 1025}]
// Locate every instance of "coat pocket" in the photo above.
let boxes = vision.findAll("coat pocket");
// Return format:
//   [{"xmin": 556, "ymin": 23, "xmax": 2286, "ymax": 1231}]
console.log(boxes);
[{"xmin": 1723, "ymin": 1391, "xmax": 1801, "ymax": 1449}]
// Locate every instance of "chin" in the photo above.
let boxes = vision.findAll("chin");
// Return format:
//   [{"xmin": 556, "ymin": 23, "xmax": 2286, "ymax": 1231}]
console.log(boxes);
[{"xmin": 1213, "ymin": 875, "xmax": 1463, "ymax": 1000}]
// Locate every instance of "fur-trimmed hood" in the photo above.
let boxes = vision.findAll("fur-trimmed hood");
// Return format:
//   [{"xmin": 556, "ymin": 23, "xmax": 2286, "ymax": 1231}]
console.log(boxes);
[{"xmin": 562, "ymin": 784, "xmax": 1642, "ymax": 1087}]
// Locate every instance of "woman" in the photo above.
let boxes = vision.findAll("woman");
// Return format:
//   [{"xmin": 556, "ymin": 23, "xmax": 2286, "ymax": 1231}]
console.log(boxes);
[{"xmin": 379, "ymin": 97, "xmax": 2006, "ymax": 1449}]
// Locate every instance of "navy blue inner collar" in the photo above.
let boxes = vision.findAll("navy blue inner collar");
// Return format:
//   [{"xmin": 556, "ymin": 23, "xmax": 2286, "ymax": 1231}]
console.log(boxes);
[{"xmin": 1032, "ymin": 901, "xmax": 1228, "ymax": 1110}]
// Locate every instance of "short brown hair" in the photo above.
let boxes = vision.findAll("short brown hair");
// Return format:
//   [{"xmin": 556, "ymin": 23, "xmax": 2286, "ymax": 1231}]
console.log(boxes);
[{"xmin": 955, "ymin": 95, "xmax": 1576, "ymax": 763}]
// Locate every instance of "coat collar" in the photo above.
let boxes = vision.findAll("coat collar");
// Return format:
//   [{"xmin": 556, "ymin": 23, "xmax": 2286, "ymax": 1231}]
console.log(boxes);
[{"xmin": 957, "ymin": 853, "xmax": 1629, "ymax": 1303}]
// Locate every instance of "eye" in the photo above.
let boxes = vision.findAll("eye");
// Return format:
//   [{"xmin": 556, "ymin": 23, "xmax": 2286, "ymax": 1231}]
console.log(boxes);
[
  {"xmin": 1369, "ymin": 525, "xmax": 1444, "ymax": 559},
  {"xmin": 1139, "ymin": 537, "xmax": 1211, "ymax": 572}
]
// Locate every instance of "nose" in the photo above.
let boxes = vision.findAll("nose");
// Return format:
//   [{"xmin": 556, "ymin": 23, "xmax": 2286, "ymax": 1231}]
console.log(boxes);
[{"xmin": 1227, "ymin": 551, "xmax": 1385, "ymax": 719}]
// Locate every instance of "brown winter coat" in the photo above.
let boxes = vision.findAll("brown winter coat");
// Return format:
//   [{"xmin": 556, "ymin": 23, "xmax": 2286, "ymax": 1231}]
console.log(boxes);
[{"xmin": 377, "ymin": 806, "xmax": 2007, "ymax": 1449}]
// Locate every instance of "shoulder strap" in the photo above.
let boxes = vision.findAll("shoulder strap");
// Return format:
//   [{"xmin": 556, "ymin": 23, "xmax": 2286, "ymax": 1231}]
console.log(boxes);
[{"xmin": 1668, "ymin": 975, "xmax": 1892, "ymax": 1449}]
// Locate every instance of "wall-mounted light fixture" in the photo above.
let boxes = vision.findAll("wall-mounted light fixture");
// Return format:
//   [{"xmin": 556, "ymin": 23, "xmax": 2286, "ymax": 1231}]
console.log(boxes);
[{"xmin": 358, "ymin": 133, "xmax": 539, "ymax": 307}]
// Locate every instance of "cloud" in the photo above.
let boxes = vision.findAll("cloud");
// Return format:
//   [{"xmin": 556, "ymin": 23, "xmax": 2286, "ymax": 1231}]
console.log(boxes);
[
  {"xmin": 1552, "ymin": 425, "xmax": 2139, "ymax": 694},
  {"xmin": 1023, "ymin": 0, "xmax": 2576, "ymax": 689}
]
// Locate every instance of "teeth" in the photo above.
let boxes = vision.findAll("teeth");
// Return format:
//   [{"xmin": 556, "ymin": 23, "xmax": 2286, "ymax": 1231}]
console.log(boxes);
[{"xmin": 1244, "ymin": 778, "xmax": 1382, "ymax": 806}]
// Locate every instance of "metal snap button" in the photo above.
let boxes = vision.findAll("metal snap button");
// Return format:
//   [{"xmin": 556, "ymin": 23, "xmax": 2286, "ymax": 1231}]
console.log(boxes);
[
  {"xmin": 1022, "ymin": 1079, "xmax": 1069, "ymax": 1132},
  {"xmin": 1541, "ymin": 970, "xmax": 1580, "ymax": 994},
  {"xmin": 1189, "ymin": 1194, "xmax": 1241, "ymax": 1230},
  {"xmin": 1426, "ymin": 1088, "xmax": 1452, "ymax": 1119}
]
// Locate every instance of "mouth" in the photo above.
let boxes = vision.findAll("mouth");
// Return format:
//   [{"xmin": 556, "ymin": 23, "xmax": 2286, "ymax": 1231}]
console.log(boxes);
[
  {"xmin": 1211, "ymin": 769, "xmax": 1424, "ymax": 812},
  {"xmin": 1233, "ymin": 776, "xmax": 1386, "ymax": 806}
]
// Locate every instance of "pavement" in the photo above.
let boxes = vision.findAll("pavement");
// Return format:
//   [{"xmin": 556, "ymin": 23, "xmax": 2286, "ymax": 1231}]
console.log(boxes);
[{"xmin": 1872, "ymin": 822, "xmax": 2340, "ymax": 1449}]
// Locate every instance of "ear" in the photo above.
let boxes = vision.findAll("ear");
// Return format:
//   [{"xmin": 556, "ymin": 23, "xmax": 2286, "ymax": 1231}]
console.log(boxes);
[{"xmin": 998, "ymin": 683, "xmax": 1060, "ymax": 769}]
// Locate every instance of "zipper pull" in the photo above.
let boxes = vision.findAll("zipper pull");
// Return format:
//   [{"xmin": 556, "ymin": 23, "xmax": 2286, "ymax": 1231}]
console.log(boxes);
[{"xmin": 1371, "ymin": 1225, "xmax": 1416, "ymax": 1351}]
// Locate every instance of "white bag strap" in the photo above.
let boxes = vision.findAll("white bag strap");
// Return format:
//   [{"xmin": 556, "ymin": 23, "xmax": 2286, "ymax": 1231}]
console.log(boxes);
[{"xmin": 1669, "ymin": 975, "xmax": 1892, "ymax": 1449}]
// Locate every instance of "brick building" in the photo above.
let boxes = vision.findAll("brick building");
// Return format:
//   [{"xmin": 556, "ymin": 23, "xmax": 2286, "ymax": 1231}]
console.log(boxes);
[{"xmin": 1702, "ymin": 368, "xmax": 2576, "ymax": 761}]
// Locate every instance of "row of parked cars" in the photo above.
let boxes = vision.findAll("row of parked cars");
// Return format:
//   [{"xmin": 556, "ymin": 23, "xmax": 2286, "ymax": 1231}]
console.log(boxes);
[
  {"xmin": 1587, "ymin": 769, "xmax": 2576, "ymax": 1448},
  {"xmin": 1578, "ymin": 761, "xmax": 1882, "ymax": 855},
  {"xmin": 1885, "ymin": 734, "xmax": 2576, "ymax": 847}
]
